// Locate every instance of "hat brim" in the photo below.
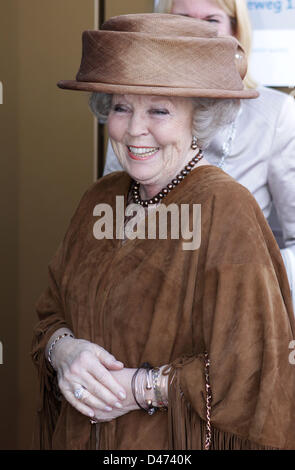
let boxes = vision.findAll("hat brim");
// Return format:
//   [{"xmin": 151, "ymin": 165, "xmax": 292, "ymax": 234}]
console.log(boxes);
[{"xmin": 57, "ymin": 80, "xmax": 259, "ymax": 99}]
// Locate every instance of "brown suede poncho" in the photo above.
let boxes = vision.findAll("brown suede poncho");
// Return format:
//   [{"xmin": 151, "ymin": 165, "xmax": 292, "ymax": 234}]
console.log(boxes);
[{"xmin": 31, "ymin": 165, "xmax": 295, "ymax": 450}]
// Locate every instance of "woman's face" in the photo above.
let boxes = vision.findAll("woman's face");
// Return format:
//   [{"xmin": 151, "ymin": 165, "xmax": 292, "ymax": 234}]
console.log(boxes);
[
  {"xmin": 108, "ymin": 94, "xmax": 194, "ymax": 191},
  {"xmin": 172, "ymin": 0, "xmax": 234, "ymax": 36}
]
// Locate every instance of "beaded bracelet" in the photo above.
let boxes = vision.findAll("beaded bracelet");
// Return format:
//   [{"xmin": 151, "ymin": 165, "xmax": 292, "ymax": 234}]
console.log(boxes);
[
  {"xmin": 131, "ymin": 362, "xmax": 158, "ymax": 415},
  {"xmin": 47, "ymin": 332, "xmax": 75, "ymax": 367},
  {"xmin": 131, "ymin": 366, "xmax": 146, "ymax": 410}
]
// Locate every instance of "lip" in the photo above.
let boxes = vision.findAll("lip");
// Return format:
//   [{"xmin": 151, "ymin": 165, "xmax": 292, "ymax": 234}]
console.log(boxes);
[
  {"xmin": 128, "ymin": 145, "xmax": 157, "ymax": 149},
  {"xmin": 127, "ymin": 145, "xmax": 160, "ymax": 161}
]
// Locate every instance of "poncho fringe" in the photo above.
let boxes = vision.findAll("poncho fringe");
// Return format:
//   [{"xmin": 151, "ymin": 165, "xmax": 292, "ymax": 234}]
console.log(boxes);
[
  {"xmin": 31, "ymin": 319, "xmax": 67, "ymax": 449},
  {"xmin": 167, "ymin": 358, "xmax": 277, "ymax": 450}
]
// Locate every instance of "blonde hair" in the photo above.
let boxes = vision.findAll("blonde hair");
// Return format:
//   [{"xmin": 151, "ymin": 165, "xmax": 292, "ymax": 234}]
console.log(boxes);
[{"xmin": 154, "ymin": 0, "xmax": 257, "ymax": 89}]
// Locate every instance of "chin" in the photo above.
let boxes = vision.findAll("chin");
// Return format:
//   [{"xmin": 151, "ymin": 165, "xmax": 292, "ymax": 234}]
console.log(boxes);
[
  {"xmin": 123, "ymin": 160, "xmax": 157, "ymax": 182},
  {"xmin": 130, "ymin": 169, "xmax": 159, "ymax": 185}
]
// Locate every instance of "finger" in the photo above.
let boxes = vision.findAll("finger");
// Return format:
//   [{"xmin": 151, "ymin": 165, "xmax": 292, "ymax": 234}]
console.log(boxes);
[
  {"xmin": 66, "ymin": 356, "xmax": 126, "ymax": 402},
  {"xmin": 64, "ymin": 367, "xmax": 125, "ymax": 411},
  {"xmin": 59, "ymin": 374, "xmax": 116, "ymax": 416},
  {"xmin": 81, "ymin": 372, "xmax": 126, "ymax": 409},
  {"xmin": 73, "ymin": 386, "xmax": 116, "ymax": 413},
  {"xmin": 62, "ymin": 388, "xmax": 97, "ymax": 419},
  {"xmin": 94, "ymin": 346, "xmax": 124, "ymax": 370},
  {"xmin": 87, "ymin": 362, "xmax": 126, "ymax": 401}
]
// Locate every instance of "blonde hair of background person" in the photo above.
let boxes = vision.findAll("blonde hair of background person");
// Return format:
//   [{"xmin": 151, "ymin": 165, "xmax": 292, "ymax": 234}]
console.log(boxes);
[{"xmin": 154, "ymin": 0, "xmax": 257, "ymax": 89}]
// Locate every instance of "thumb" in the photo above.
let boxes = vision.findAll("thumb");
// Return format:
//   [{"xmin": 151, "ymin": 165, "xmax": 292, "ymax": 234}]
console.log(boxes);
[{"xmin": 95, "ymin": 345, "xmax": 124, "ymax": 370}]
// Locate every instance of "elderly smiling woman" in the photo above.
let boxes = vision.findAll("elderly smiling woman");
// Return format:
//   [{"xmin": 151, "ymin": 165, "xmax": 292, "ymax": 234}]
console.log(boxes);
[
  {"xmin": 31, "ymin": 14, "xmax": 295, "ymax": 450},
  {"xmin": 90, "ymin": 94, "xmax": 239, "ymax": 206}
]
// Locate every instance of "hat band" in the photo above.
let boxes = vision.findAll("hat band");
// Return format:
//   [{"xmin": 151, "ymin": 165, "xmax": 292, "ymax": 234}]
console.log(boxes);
[{"xmin": 76, "ymin": 31, "xmax": 244, "ymax": 92}]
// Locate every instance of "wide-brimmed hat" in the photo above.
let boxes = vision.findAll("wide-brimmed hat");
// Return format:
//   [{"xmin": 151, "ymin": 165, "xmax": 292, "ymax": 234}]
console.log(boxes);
[{"xmin": 58, "ymin": 13, "xmax": 258, "ymax": 99}]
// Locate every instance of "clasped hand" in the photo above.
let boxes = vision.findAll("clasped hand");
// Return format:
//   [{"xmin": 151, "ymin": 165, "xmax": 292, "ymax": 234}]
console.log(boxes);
[{"xmin": 52, "ymin": 336, "xmax": 138, "ymax": 422}]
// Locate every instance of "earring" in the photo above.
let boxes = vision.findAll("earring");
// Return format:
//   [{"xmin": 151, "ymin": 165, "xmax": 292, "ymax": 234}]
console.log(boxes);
[{"xmin": 191, "ymin": 136, "xmax": 198, "ymax": 150}]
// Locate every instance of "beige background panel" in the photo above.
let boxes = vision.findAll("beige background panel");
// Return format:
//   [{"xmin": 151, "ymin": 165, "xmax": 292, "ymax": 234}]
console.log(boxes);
[
  {"xmin": 0, "ymin": 0, "xmax": 96, "ymax": 449},
  {"xmin": 0, "ymin": 0, "xmax": 19, "ymax": 451},
  {"xmin": 105, "ymin": 0, "xmax": 153, "ymax": 18},
  {"xmin": 17, "ymin": 0, "xmax": 96, "ymax": 450}
]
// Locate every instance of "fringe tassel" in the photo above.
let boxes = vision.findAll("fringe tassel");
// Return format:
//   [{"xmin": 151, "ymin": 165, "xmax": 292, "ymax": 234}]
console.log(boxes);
[
  {"xmin": 99, "ymin": 420, "xmax": 117, "ymax": 450},
  {"xmin": 31, "ymin": 319, "xmax": 70, "ymax": 449},
  {"xmin": 167, "ymin": 357, "xmax": 277, "ymax": 450},
  {"xmin": 31, "ymin": 332, "xmax": 62, "ymax": 449},
  {"xmin": 31, "ymin": 360, "xmax": 61, "ymax": 449}
]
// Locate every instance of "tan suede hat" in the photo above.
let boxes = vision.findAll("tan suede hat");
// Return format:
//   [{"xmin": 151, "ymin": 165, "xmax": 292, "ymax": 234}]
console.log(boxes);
[{"xmin": 58, "ymin": 13, "xmax": 259, "ymax": 99}]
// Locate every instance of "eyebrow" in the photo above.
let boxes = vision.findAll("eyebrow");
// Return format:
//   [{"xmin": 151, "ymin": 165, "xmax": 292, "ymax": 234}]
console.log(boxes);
[{"xmin": 114, "ymin": 96, "xmax": 175, "ymax": 107}]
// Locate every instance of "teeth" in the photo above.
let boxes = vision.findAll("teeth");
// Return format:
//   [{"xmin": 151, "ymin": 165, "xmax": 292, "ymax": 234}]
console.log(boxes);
[{"xmin": 128, "ymin": 146, "xmax": 159, "ymax": 157}]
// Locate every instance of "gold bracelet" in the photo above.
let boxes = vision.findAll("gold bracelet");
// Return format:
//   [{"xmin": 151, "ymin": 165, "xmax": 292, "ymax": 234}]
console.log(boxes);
[{"xmin": 152, "ymin": 367, "xmax": 168, "ymax": 409}]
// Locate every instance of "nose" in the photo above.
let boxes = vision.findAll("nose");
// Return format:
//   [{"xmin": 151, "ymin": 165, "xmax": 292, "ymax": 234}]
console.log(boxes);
[{"xmin": 127, "ymin": 112, "xmax": 149, "ymax": 137}]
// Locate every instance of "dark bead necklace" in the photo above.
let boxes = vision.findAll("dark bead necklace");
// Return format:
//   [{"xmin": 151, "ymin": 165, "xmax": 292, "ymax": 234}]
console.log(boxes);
[{"xmin": 132, "ymin": 149, "xmax": 203, "ymax": 207}]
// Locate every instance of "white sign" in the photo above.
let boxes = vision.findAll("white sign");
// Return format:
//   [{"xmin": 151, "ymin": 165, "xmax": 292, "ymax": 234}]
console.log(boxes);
[{"xmin": 247, "ymin": 0, "xmax": 295, "ymax": 86}]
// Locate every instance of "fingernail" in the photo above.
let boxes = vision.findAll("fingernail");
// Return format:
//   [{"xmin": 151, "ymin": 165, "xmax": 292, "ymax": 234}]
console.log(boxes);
[
  {"xmin": 89, "ymin": 410, "xmax": 95, "ymax": 418},
  {"xmin": 115, "ymin": 361, "xmax": 124, "ymax": 367},
  {"xmin": 105, "ymin": 406, "xmax": 112, "ymax": 412},
  {"xmin": 119, "ymin": 391, "xmax": 126, "ymax": 400},
  {"xmin": 115, "ymin": 402, "xmax": 123, "ymax": 409}
]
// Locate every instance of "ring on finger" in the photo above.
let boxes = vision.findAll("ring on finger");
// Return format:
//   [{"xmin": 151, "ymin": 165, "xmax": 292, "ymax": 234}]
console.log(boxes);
[{"xmin": 74, "ymin": 386, "xmax": 86, "ymax": 401}]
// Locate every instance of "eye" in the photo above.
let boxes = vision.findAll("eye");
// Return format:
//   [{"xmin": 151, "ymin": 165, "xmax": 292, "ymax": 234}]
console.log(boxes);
[
  {"xmin": 112, "ymin": 104, "xmax": 129, "ymax": 113},
  {"xmin": 206, "ymin": 18, "xmax": 220, "ymax": 23},
  {"xmin": 149, "ymin": 108, "xmax": 170, "ymax": 116}
]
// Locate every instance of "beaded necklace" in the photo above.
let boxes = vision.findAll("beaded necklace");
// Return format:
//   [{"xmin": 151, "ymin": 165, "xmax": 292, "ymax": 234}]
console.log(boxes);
[{"xmin": 131, "ymin": 150, "xmax": 203, "ymax": 207}]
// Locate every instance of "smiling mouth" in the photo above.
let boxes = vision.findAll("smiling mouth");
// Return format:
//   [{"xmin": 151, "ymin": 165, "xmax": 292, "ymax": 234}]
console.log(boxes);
[{"xmin": 127, "ymin": 145, "xmax": 160, "ymax": 158}]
